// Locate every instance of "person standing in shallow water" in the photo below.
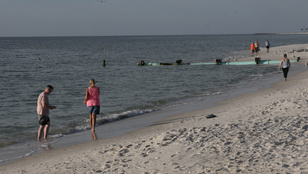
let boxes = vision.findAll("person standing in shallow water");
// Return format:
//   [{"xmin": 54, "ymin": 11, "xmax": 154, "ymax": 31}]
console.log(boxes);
[
  {"xmin": 279, "ymin": 54, "xmax": 291, "ymax": 81},
  {"xmin": 37, "ymin": 85, "xmax": 56, "ymax": 141},
  {"xmin": 84, "ymin": 79, "xmax": 100, "ymax": 140}
]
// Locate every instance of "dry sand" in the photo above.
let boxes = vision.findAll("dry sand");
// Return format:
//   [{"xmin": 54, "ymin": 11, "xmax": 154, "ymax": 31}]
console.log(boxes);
[{"xmin": 1, "ymin": 44, "xmax": 308, "ymax": 174}]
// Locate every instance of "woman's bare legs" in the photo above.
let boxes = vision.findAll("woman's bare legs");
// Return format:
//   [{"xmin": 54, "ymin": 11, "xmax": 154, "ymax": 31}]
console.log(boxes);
[{"xmin": 90, "ymin": 113, "xmax": 96, "ymax": 132}]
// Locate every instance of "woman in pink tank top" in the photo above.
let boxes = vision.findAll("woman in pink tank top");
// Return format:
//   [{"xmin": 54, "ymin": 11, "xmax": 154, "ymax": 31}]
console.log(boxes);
[{"xmin": 84, "ymin": 79, "xmax": 100, "ymax": 140}]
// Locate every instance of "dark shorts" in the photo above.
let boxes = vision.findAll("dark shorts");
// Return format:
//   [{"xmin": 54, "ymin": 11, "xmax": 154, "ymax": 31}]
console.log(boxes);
[
  {"xmin": 38, "ymin": 115, "xmax": 50, "ymax": 125},
  {"xmin": 266, "ymin": 46, "xmax": 270, "ymax": 49},
  {"xmin": 89, "ymin": 106, "xmax": 100, "ymax": 114},
  {"xmin": 251, "ymin": 50, "xmax": 255, "ymax": 53},
  {"xmin": 282, "ymin": 67, "xmax": 289, "ymax": 78}
]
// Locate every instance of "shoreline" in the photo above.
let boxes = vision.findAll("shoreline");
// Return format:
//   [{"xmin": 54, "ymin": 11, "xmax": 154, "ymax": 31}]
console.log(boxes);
[
  {"xmin": 1, "ymin": 44, "xmax": 308, "ymax": 173},
  {"xmin": 1, "ymin": 68, "xmax": 307, "ymax": 174},
  {"xmin": 254, "ymin": 32, "xmax": 308, "ymax": 35}
]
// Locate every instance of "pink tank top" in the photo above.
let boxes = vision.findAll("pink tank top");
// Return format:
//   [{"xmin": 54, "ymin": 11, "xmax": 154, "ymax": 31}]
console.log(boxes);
[{"xmin": 87, "ymin": 87, "xmax": 100, "ymax": 107}]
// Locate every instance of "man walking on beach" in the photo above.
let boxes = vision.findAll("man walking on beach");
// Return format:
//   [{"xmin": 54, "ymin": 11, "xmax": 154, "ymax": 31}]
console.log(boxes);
[
  {"xmin": 37, "ymin": 85, "xmax": 56, "ymax": 141},
  {"xmin": 265, "ymin": 40, "xmax": 271, "ymax": 53}
]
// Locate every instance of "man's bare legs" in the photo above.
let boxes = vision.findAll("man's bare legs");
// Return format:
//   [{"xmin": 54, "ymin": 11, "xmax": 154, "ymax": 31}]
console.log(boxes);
[
  {"xmin": 37, "ymin": 122, "xmax": 50, "ymax": 141},
  {"xmin": 38, "ymin": 125, "xmax": 44, "ymax": 141},
  {"xmin": 44, "ymin": 123, "xmax": 50, "ymax": 139}
]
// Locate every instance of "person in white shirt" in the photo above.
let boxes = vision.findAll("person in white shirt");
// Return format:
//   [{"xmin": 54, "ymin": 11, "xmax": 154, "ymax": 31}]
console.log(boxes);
[{"xmin": 265, "ymin": 40, "xmax": 271, "ymax": 53}]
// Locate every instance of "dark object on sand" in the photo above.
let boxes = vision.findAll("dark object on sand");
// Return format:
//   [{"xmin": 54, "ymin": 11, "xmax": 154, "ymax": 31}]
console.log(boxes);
[
  {"xmin": 206, "ymin": 114, "xmax": 217, "ymax": 119},
  {"xmin": 255, "ymin": 57, "xmax": 261, "ymax": 64}
]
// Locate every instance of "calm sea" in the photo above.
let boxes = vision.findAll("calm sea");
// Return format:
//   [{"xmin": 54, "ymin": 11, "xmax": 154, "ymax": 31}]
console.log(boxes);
[{"xmin": 1, "ymin": 34, "xmax": 308, "ymax": 163}]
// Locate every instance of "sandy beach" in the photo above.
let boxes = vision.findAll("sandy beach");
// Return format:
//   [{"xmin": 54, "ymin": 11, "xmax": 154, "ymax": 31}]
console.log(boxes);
[{"xmin": 1, "ymin": 44, "xmax": 308, "ymax": 174}]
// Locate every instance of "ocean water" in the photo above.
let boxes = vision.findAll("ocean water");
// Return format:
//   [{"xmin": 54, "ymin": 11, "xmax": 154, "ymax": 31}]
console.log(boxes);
[{"xmin": 1, "ymin": 34, "xmax": 308, "ymax": 163}]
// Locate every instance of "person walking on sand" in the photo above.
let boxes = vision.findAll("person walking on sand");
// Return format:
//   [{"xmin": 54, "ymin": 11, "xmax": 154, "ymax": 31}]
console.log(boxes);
[
  {"xmin": 255, "ymin": 40, "xmax": 260, "ymax": 56},
  {"xmin": 37, "ymin": 85, "xmax": 56, "ymax": 141},
  {"xmin": 250, "ymin": 42, "xmax": 255, "ymax": 57},
  {"xmin": 279, "ymin": 54, "xmax": 291, "ymax": 81},
  {"xmin": 84, "ymin": 79, "xmax": 100, "ymax": 140},
  {"xmin": 265, "ymin": 40, "xmax": 271, "ymax": 53}
]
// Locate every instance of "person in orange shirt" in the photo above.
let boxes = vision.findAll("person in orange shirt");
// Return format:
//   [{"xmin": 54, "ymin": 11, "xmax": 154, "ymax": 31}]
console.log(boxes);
[{"xmin": 250, "ymin": 42, "xmax": 255, "ymax": 57}]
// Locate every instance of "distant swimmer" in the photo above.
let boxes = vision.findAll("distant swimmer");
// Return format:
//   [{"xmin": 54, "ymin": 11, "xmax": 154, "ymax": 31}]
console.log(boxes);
[
  {"xmin": 265, "ymin": 40, "xmax": 271, "ymax": 53},
  {"xmin": 279, "ymin": 54, "xmax": 291, "ymax": 81},
  {"xmin": 250, "ymin": 42, "xmax": 255, "ymax": 57}
]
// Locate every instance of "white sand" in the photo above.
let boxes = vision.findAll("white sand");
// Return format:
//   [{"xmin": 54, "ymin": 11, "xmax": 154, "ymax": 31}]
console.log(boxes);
[{"xmin": 1, "ymin": 44, "xmax": 308, "ymax": 174}]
